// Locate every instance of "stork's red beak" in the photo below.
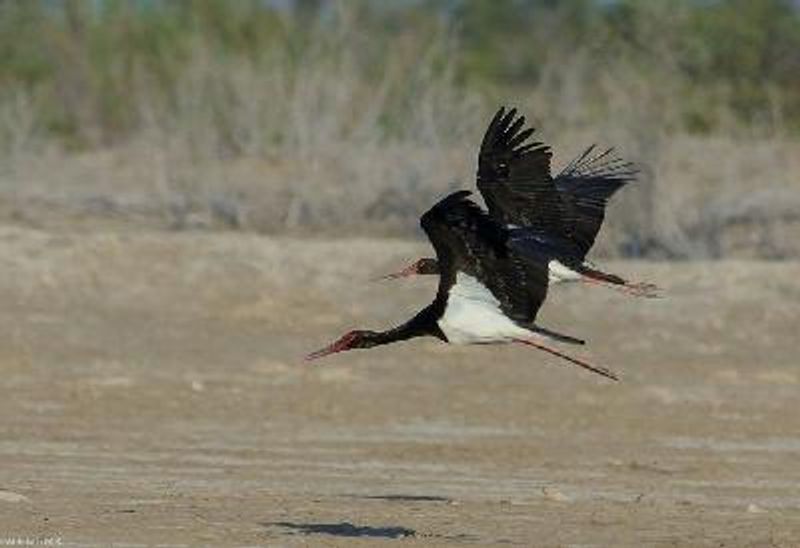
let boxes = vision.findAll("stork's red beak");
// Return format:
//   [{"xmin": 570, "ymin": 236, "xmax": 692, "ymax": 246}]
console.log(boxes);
[
  {"xmin": 305, "ymin": 332, "xmax": 357, "ymax": 361},
  {"xmin": 305, "ymin": 343, "xmax": 339, "ymax": 361},
  {"xmin": 374, "ymin": 263, "xmax": 418, "ymax": 281}
]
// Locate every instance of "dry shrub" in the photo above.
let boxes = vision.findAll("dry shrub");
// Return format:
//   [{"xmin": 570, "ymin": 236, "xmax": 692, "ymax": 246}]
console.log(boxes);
[{"xmin": 0, "ymin": 2, "xmax": 798, "ymax": 259}]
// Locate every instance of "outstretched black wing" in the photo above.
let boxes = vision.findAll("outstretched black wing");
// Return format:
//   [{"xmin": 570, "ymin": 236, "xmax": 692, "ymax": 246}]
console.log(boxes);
[
  {"xmin": 420, "ymin": 190, "xmax": 549, "ymax": 324},
  {"xmin": 554, "ymin": 146, "xmax": 637, "ymax": 258},
  {"xmin": 476, "ymin": 107, "xmax": 564, "ymax": 233}
]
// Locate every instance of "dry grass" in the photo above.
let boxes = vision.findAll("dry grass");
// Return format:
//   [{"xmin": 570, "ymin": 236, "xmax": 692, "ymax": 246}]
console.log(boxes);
[
  {"xmin": 0, "ymin": 4, "xmax": 798, "ymax": 259},
  {"xmin": 3, "ymin": 129, "xmax": 798, "ymax": 260}
]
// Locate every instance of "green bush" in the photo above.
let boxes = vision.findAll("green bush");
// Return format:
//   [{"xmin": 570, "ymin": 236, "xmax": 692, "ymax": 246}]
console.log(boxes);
[{"xmin": 0, "ymin": 0, "xmax": 798, "ymax": 152}]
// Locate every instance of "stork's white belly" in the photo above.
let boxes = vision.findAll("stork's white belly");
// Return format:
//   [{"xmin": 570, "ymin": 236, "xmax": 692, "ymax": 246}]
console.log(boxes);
[
  {"xmin": 437, "ymin": 273, "xmax": 530, "ymax": 344},
  {"xmin": 548, "ymin": 260, "xmax": 582, "ymax": 284}
]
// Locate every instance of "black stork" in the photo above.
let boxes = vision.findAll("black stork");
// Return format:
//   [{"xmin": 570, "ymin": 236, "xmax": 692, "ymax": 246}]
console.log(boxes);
[
  {"xmin": 307, "ymin": 190, "xmax": 618, "ymax": 381},
  {"xmin": 382, "ymin": 107, "xmax": 659, "ymax": 298}
]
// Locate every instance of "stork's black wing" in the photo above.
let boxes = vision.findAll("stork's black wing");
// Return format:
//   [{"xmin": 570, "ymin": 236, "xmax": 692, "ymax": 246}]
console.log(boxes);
[
  {"xmin": 476, "ymin": 107, "xmax": 564, "ymax": 233},
  {"xmin": 420, "ymin": 190, "xmax": 549, "ymax": 324},
  {"xmin": 554, "ymin": 146, "xmax": 637, "ymax": 258}
]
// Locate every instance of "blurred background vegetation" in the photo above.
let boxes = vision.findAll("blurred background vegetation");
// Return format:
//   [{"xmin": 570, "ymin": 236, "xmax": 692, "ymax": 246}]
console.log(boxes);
[{"xmin": 0, "ymin": 0, "xmax": 798, "ymax": 258}]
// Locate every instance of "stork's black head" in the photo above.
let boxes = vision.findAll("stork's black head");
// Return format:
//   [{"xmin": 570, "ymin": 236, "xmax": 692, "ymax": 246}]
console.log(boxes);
[
  {"xmin": 416, "ymin": 258, "xmax": 439, "ymax": 275},
  {"xmin": 305, "ymin": 330, "xmax": 382, "ymax": 361},
  {"xmin": 378, "ymin": 257, "xmax": 439, "ymax": 280}
]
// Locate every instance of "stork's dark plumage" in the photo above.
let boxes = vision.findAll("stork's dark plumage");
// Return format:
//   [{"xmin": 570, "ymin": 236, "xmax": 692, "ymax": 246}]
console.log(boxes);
[
  {"xmin": 383, "ymin": 107, "xmax": 658, "ymax": 298},
  {"xmin": 308, "ymin": 190, "xmax": 618, "ymax": 381}
]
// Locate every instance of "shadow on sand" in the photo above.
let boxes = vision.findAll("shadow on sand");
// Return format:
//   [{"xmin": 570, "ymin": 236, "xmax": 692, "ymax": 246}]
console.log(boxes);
[
  {"xmin": 344, "ymin": 493, "xmax": 452, "ymax": 503},
  {"xmin": 267, "ymin": 521, "xmax": 416, "ymax": 539}
]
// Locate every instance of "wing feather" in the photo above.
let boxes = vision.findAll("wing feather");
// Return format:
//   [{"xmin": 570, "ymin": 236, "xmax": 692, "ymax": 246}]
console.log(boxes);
[
  {"xmin": 476, "ymin": 107, "xmax": 563, "ymax": 233},
  {"xmin": 475, "ymin": 108, "xmax": 636, "ymax": 259},
  {"xmin": 555, "ymin": 146, "xmax": 638, "ymax": 257}
]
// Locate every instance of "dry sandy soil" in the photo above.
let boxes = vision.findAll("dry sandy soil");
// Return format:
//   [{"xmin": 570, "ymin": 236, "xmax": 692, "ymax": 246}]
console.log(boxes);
[{"xmin": 0, "ymin": 226, "xmax": 798, "ymax": 546}]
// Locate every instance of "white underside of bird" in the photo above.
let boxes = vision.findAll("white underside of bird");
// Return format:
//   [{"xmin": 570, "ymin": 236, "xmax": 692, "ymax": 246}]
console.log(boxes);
[
  {"xmin": 438, "ymin": 273, "xmax": 535, "ymax": 344},
  {"xmin": 548, "ymin": 260, "xmax": 583, "ymax": 284}
]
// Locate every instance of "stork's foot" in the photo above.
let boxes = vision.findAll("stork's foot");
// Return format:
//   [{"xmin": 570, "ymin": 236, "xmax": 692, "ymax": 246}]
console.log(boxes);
[
  {"xmin": 617, "ymin": 281, "xmax": 662, "ymax": 298},
  {"xmin": 582, "ymin": 277, "xmax": 662, "ymax": 298}
]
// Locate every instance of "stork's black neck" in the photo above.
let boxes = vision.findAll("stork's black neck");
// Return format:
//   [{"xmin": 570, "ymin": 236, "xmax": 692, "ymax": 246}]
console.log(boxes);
[{"xmin": 365, "ymin": 302, "xmax": 447, "ymax": 347}]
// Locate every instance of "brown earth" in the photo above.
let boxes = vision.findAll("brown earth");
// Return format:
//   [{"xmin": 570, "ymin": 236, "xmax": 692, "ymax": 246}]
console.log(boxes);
[{"xmin": 0, "ymin": 226, "xmax": 798, "ymax": 546}]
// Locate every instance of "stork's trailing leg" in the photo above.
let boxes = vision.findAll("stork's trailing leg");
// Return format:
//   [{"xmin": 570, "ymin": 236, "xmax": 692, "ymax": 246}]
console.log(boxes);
[
  {"xmin": 579, "ymin": 266, "xmax": 661, "ymax": 298},
  {"xmin": 513, "ymin": 338, "xmax": 618, "ymax": 381}
]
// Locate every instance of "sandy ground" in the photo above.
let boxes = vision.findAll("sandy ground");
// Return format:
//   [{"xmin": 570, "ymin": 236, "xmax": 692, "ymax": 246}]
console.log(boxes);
[{"xmin": 0, "ymin": 226, "xmax": 799, "ymax": 546}]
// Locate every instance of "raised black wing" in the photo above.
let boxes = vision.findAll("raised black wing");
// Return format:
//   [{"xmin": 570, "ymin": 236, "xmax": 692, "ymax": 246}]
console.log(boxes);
[
  {"xmin": 476, "ymin": 107, "xmax": 564, "ymax": 233},
  {"xmin": 420, "ymin": 190, "xmax": 549, "ymax": 324},
  {"xmin": 554, "ymin": 146, "xmax": 637, "ymax": 258}
]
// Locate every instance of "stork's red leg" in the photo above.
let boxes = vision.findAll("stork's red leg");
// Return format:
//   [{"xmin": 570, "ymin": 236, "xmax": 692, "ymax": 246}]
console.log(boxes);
[
  {"xmin": 580, "ymin": 268, "xmax": 661, "ymax": 298},
  {"xmin": 513, "ymin": 338, "xmax": 619, "ymax": 381}
]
